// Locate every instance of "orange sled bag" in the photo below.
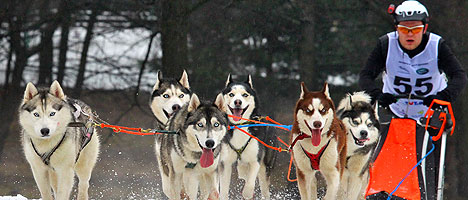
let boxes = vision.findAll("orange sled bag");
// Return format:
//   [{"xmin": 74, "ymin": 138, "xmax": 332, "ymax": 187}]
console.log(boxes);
[{"xmin": 366, "ymin": 118, "xmax": 421, "ymax": 200}]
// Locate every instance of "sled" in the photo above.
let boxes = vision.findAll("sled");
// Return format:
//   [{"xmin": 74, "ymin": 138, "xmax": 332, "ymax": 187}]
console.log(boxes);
[{"xmin": 365, "ymin": 97, "xmax": 455, "ymax": 200}]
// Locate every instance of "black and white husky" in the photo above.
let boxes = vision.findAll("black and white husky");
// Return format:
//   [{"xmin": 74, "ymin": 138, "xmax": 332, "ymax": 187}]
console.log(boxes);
[
  {"xmin": 337, "ymin": 92, "xmax": 380, "ymax": 200},
  {"xmin": 219, "ymin": 74, "xmax": 277, "ymax": 199},
  {"xmin": 155, "ymin": 93, "xmax": 229, "ymax": 199},
  {"xmin": 149, "ymin": 70, "xmax": 192, "ymax": 129},
  {"xmin": 18, "ymin": 81, "xmax": 100, "ymax": 200}
]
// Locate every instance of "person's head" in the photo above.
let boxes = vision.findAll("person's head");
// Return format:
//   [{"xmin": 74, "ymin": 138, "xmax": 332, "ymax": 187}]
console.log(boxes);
[{"xmin": 392, "ymin": 1, "xmax": 429, "ymax": 50}]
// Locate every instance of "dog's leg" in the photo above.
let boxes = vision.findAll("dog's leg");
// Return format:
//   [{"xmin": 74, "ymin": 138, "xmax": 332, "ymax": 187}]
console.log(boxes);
[
  {"xmin": 257, "ymin": 164, "xmax": 270, "ymax": 199},
  {"xmin": 55, "ymin": 167, "xmax": 75, "ymax": 200},
  {"xmin": 219, "ymin": 148, "xmax": 236, "ymax": 200},
  {"xmin": 337, "ymin": 170, "xmax": 349, "ymax": 200},
  {"xmin": 199, "ymin": 173, "xmax": 219, "ymax": 200},
  {"xmin": 346, "ymin": 173, "xmax": 363, "ymax": 200},
  {"xmin": 322, "ymin": 169, "xmax": 340, "ymax": 200},
  {"xmin": 30, "ymin": 165, "xmax": 53, "ymax": 200},
  {"xmin": 183, "ymin": 170, "xmax": 199, "ymax": 200},
  {"xmin": 48, "ymin": 169, "xmax": 58, "ymax": 197},
  {"xmin": 75, "ymin": 137, "xmax": 99, "ymax": 200},
  {"xmin": 296, "ymin": 168, "xmax": 316, "ymax": 200},
  {"xmin": 242, "ymin": 161, "xmax": 260, "ymax": 199}
]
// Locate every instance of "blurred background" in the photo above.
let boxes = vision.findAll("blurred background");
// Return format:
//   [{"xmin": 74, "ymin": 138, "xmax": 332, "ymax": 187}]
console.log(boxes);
[{"xmin": 0, "ymin": 0, "xmax": 467, "ymax": 199}]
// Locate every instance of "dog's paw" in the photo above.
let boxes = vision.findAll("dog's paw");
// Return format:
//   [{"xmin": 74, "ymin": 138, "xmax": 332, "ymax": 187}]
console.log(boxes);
[{"xmin": 242, "ymin": 186, "xmax": 255, "ymax": 199}]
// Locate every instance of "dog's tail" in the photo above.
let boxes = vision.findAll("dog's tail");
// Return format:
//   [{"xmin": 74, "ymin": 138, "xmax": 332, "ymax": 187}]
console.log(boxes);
[{"xmin": 336, "ymin": 91, "xmax": 372, "ymax": 117}]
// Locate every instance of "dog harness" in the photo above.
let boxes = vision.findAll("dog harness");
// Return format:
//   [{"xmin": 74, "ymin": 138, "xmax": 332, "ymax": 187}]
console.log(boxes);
[
  {"xmin": 30, "ymin": 133, "xmax": 67, "ymax": 166},
  {"xmin": 300, "ymin": 139, "xmax": 331, "ymax": 171},
  {"xmin": 228, "ymin": 137, "xmax": 253, "ymax": 160}
]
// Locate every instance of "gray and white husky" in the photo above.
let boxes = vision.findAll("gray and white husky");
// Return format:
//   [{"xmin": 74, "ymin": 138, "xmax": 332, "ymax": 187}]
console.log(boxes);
[
  {"xmin": 155, "ymin": 93, "xmax": 229, "ymax": 200},
  {"xmin": 336, "ymin": 92, "xmax": 380, "ymax": 200},
  {"xmin": 149, "ymin": 70, "xmax": 192, "ymax": 129},
  {"xmin": 18, "ymin": 81, "xmax": 100, "ymax": 200},
  {"xmin": 219, "ymin": 74, "xmax": 277, "ymax": 199}
]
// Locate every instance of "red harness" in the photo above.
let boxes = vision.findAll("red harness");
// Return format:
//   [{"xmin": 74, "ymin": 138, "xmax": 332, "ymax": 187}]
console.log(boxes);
[
  {"xmin": 300, "ymin": 140, "xmax": 331, "ymax": 170},
  {"xmin": 290, "ymin": 132, "xmax": 331, "ymax": 171}
]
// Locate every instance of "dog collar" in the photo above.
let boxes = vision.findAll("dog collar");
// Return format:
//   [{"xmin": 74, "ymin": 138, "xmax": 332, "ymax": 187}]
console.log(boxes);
[
  {"xmin": 289, "ymin": 132, "xmax": 311, "ymax": 151},
  {"xmin": 185, "ymin": 162, "xmax": 197, "ymax": 169},
  {"xmin": 300, "ymin": 139, "xmax": 331, "ymax": 171}
]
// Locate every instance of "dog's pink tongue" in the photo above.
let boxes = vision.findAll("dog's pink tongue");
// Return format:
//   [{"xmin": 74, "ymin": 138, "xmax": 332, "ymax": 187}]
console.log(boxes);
[
  {"xmin": 232, "ymin": 108, "xmax": 243, "ymax": 122},
  {"xmin": 311, "ymin": 129, "xmax": 321, "ymax": 146},
  {"xmin": 200, "ymin": 148, "xmax": 214, "ymax": 168}
]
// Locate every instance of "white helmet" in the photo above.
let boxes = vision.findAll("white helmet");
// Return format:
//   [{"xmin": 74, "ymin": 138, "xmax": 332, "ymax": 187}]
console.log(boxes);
[{"xmin": 394, "ymin": 0, "xmax": 429, "ymax": 24}]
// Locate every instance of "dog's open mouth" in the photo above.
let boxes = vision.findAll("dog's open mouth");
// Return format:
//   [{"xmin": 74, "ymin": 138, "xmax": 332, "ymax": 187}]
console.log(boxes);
[
  {"xmin": 196, "ymin": 138, "xmax": 215, "ymax": 168},
  {"xmin": 351, "ymin": 131, "xmax": 369, "ymax": 147},
  {"xmin": 229, "ymin": 106, "xmax": 248, "ymax": 122},
  {"xmin": 304, "ymin": 120, "xmax": 322, "ymax": 147}
]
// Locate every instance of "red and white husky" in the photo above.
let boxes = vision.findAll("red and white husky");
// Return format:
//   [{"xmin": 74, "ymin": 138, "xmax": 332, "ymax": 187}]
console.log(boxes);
[{"xmin": 290, "ymin": 82, "xmax": 347, "ymax": 200}]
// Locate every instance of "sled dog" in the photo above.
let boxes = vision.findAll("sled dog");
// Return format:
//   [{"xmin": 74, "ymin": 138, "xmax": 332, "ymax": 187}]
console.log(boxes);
[
  {"xmin": 219, "ymin": 74, "xmax": 277, "ymax": 199},
  {"xmin": 149, "ymin": 70, "xmax": 192, "ymax": 129},
  {"xmin": 290, "ymin": 82, "xmax": 346, "ymax": 200},
  {"xmin": 19, "ymin": 81, "xmax": 100, "ymax": 200},
  {"xmin": 155, "ymin": 93, "xmax": 229, "ymax": 200},
  {"xmin": 336, "ymin": 92, "xmax": 380, "ymax": 200}
]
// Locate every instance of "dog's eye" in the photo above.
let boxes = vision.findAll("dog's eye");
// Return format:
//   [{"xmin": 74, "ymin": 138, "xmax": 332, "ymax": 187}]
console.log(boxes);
[
  {"xmin": 197, "ymin": 123, "xmax": 204, "ymax": 127},
  {"xmin": 229, "ymin": 93, "xmax": 234, "ymax": 97},
  {"xmin": 178, "ymin": 94, "xmax": 184, "ymax": 98},
  {"xmin": 213, "ymin": 122, "xmax": 219, "ymax": 127},
  {"xmin": 367, "ymin": 123, "xmax": 373, "ymax": 128},
  {"xmin": 242, "ymin": 93, "xmax": 249, "ymax": 97},
  {"xmin": 163, "ymin": 94, "xmax": 169, "ymax": 98},
  {"xmin": 33, "ymin": 113, "xmax": 40, "ymax": 117},
  {"xmin": 50, "ymin": 112, "xmax": 56, "ymax": 116},
  {"xmin": 305, "ymin": 109, "xmax": 311, "ymax": 113},
  {"xmin": 320, "ymin": 108, "xmax": 327, "ymax": 114}
]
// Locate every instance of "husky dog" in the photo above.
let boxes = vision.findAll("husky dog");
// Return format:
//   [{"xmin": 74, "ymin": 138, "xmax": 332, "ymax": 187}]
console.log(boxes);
[
  {"xmin": 290, "ymin": 82, "xmax": 347, "ymax": 200},
  {"xmin": 155, "ymin": 93, "xmax": 229, "ymax": 200},
  {"xmin": 219, "ymin": 74, "xmax": 277, "ymax": 199},
  {"xmin": 18, "ymin": 81, "xmax": 100, "ymax": 200},
  {"xmin": 149, "ymin": 70, "xmax": 192, "ymax": 129},
  {"xmin": 336, "ymin": 92, "xmax": 380, "ymax": 200}
]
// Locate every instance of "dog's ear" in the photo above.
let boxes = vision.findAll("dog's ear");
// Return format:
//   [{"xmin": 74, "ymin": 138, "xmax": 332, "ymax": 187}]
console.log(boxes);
[
  {"xmin": 300, "ymin": 82, "xmax": 309, "ymax": 99},
  {"xmin": 50, "ymin": 80, "xmax": 66, "ymax": 100},
  {"xmin": 373, "ymin": 101, "xmax": 379, "ymax": 121},
  {"xmin": 348, "ymin": 94, "xmax": 353, "ymax": 109},
  {"xmin": 153, "ymin": 70, "xmax": 162, "ymax": 91},
  {"xmin": 188, "ymin": 94, "xmax": 201, "ymax": 112},
  {"xmin": 245, "ymin": 75, "xmax": 254, "ymax": 89},
  {"xmin": 322, "ymin": 82, "xmax": 330, "ymax": 98},
  {"xmin": 23, "ymin": 82, "xmax": 38, "ymax": 102},
  {"xmin": 214, "ymin": 93, "xmax": 227, "ymax": 113},
  {"xmin": 225, "ymin": 73, "xmax": 233, "ymax": 87},
  {"xmin": 179, "ymin": 70, "xmax": 190, "ymax": 89}
]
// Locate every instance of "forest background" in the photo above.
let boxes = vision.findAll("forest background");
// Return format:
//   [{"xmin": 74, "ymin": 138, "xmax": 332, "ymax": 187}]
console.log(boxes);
[{"xmin": 0, "ymin": 0, "xmax": 467, "ymax": 199}]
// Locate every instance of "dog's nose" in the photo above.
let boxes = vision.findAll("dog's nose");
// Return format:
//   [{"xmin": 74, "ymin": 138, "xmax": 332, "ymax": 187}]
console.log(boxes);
[
  {"xmin": 360, "ymin": 130, "xmax": 368, "ymax": 138},
  {"xmin": 234, "ymin": 100, "xmax": 242, "ymax": 107},
  {"xmin": 205, "ymin": 139, "xmax": 215, "ymax": 149},
  {"xmin": 40, "ymin": 128, "xmax": 50, "ymax": 136},
  {"xmin": 172, "ymin": 104, "xmax": 181, "ymax": 112},
  {"xmin": 313, "ymin": 121, "xmax": 322, "ymax": 129}
]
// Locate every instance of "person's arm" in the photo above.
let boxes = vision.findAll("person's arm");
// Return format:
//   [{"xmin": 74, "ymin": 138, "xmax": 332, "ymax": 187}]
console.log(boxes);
[
  {"xmin": 359, "ymin": 36, "xmax": 387, "ymax": 100},
  {"xmin": 437, "ymin": 39, "xmax": 467, "ymax": 102}
]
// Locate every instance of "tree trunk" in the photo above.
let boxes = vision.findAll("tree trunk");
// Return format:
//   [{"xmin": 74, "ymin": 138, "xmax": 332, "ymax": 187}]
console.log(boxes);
[
  {"xmin": 73, "ymin": 8, "xmax": 98, "ymax": 98},
  {"xmin": 57, "ymin": 0, "xmax": 72, "ymax": 84},
  {"xmin": 297, "ymin": 1, "xmax": 317, "ymax": 85},
  {"xmin": 38, "ymin": 0, "xmax": 54, "ymax": 85},
  {"xmin": 160, "ymin": 0, "xmax": 189, "ymax": 77}
]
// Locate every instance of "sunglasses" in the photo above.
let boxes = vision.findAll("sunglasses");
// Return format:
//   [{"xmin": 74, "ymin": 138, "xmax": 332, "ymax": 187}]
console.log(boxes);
[{"xmin": 397, "ymin": 25, "xmax": 425, "ymax": 34}]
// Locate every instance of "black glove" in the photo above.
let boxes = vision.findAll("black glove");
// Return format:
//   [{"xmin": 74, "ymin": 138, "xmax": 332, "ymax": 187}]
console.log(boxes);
[
  {"xmin": 423, "ymin": 94, "xmax": 448, "ymax": 107},
  {"xmin": 377, "ymin": 93, "xmax": 397, "ymax": 107}
]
